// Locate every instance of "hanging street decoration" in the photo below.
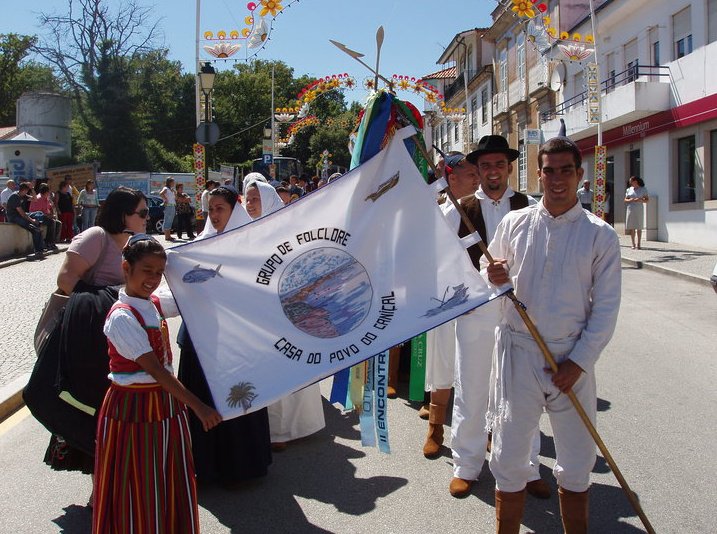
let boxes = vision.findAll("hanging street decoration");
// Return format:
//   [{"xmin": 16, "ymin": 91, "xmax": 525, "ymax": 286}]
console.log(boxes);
[
  {"xmin": 201, "ymin": 0, "xmax": 299, "ymax": 63},
  {"xmin": 586, "ymin": 62, "xmax": 601, "ymax": 124}
]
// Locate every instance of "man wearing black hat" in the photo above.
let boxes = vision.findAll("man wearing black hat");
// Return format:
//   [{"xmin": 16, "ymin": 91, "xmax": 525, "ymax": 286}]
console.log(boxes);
[
  {"xmin": 442, "ymin": 135, "xmax": 549, "ymax": 500},
  {"xmin": 421, "ymin": 150, "xmax": 480, "ymax": 460}
]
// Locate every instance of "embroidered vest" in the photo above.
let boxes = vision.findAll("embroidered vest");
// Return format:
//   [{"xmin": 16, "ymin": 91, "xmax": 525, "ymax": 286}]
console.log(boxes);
[
  {"xmin": 457, "ymin": 192, "xmax": 530, "ymax": 269},
  {"xmin": 106, "ymin": 295, "xmax": 172, "ymax": 375}
]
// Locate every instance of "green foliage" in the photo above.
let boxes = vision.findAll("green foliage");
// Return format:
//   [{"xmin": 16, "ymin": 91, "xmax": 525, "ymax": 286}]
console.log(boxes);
[{"xmin": 0, "ymin": 34, "xmax": 61, "ymax": 125}]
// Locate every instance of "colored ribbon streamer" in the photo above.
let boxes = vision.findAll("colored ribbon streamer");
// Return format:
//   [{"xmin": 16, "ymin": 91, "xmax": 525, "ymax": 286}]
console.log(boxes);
[
  {"xmin": 329, "ymin": 367, "xmax": 350, "ymax": 407},
  {"xmin": 409, "ymin": 333, "xmax": 427, "ymax": 401},
  {"xmin": 374, "ymin": 350, "xmax": 390, "ymax": 453},
  {"xmin": 359, "ymin": 357, "xmax": 376, "ymax": 447}
]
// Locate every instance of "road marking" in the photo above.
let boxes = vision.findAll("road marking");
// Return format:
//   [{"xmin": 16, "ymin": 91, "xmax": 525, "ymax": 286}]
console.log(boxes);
[{"xmin": 0, "ymin": 406, "xmax": 30, "ymax": 437}]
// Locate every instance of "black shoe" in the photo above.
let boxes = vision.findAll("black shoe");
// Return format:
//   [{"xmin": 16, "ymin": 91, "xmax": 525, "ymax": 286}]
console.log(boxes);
[{"xmin": 28, "ymin": 252, "xmax": 44, "ymax": 261}]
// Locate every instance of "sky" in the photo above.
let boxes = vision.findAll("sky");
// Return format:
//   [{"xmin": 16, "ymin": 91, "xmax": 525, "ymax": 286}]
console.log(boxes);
[{"xmin": 4, "ymin": 0, "xmax": 495, "ymax": 107}]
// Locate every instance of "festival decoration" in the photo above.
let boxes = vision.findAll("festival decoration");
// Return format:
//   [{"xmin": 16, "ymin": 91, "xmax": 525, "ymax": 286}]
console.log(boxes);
[
  {"xmin": 559, "ymin": 44, "xmax": 592, "ymax": 62},
  {"xmin": 274, "ymin": 107, "xmax": 301, "ymax": 122},
  {"xmin": 287, "ymin": 115, "xmax": 320, "ymax": 137},
  {"xmin": 201, "ymin": 0, "xmax": 299, "ymax": 62}
]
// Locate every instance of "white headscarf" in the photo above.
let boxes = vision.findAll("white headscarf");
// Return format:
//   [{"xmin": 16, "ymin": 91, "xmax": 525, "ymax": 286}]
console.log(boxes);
[
  {"xmin": 245, "ymin": 179, "xmax": 284, "ymax": 219},
  {"xmin": 242, "ymin": 172, "xmax": 268, "ymax": 194},
  {"xmin": 195, "ymin": 186, "xmax": 251, "ymax": 240}
]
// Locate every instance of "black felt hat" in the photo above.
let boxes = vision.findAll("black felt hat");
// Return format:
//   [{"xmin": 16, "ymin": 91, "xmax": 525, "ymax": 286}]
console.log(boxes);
[{"xmin": 466, "ymin": 135, "xmax": 520, "ymax": 164}]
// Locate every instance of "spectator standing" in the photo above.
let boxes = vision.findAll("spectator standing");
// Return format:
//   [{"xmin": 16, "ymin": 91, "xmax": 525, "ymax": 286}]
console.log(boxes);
[
  {"xmin": 64, "ymin": 176, "xmax": 81, "ymax": 234},
  {"xmin": 159, "ymin": 177, "xmax": 176, "ymax": 242},
  {"xmin": 6, "ymin": 182, "xmax": 45, "ymax": 259},
  {"xmin": 576, "ymin": 179, "xmax": 593, "ymax": 212},
  {"xmin": 624, "ymin": 176, "xmax": 649, "ymax": 249},
  {"xmin": 288, "ymin": 175, "xmax": 304, "ymax": 197},
  {"xmin": 77, "ymin": 180, "xmax": 99, "ymax": 231},
  {"xmin": 175, "ymin": 183, "xmax": 195, "ymax": 240},
  {"xmin": 29, "ymin": 183, "xmax": 61, "ymax": 251},
  {"xmin": 200, "ymin": 180, "xmax": 216, "ymax": 220},
  {"xmin": 56, "ymin": 182, "xmax": 75, "ymax": 242}
]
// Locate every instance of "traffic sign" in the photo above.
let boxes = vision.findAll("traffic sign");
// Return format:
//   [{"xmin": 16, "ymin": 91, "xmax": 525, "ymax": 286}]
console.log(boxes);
[
  {"xmin": 195, "ymin": 122, "xmax": 220, "ymax": 146},
  {"xmin": 263, "ymin": 154, "xmax": 273, "ymax": 165}
]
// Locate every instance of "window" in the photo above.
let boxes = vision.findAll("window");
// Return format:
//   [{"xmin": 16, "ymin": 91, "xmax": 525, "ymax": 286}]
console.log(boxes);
[
  {"xmin": 624, "ymin": 39, "xmax": 638, "ymax": 83},
  {"xmin": 499, "ymin": 49, "xmax": 508, "ymax": 93},
  {"xmin": 711, "ymin": 130, "xmax": 717, "ymax": 200},
  {"xmin": 454, "ymin": 121, "xmax": 459, "ymax": 143},
  {"xmin": 517, "ymin": 32, "xmax": 526, "ymax": 81},
  {"xmin": 710, "ymin": 0, "xmax": 717, "ymax": 44},
  {"xmin": 673, "ymin": 7, "xmax": 693, "ymax": 59},
  {"xmin": 518, "ymin": 139, "xmax": 527, "ymax": 192},
  {"xmin": 467, "ymin": 45, "xmax": 473, "ymax": 73},
  {"xmin": 481, "ymin": 88, "xmax": 489, "ymax": 124},
  {"xmin": 677, "ymin": 135, "xmax": 696, "ymax": 203},
  {"xmin": 652, "ymin": 42, "xmax": 660, "ymax": 66},
  {"xmin": 649, "ymin": 27, "xmax": 660, "ymax": 66},
  {"xmin": 470, "ymin": 96, "xmax": 478, "ymax": 142},
  {"xmin": 605, "ymin": 52, "xmax": 616, "ymax": 91}
]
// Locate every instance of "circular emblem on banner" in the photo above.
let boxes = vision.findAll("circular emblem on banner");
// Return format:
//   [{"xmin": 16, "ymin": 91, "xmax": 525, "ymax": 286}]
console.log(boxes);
[{"xmin": 278, "ymin": 247, "xmax": 372, "ymax": 338}]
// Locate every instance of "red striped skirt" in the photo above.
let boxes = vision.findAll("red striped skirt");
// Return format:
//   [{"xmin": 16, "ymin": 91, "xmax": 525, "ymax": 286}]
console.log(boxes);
[{"xmin": 92, "ymin": 383, "xmax": 199, "ymax": 534}]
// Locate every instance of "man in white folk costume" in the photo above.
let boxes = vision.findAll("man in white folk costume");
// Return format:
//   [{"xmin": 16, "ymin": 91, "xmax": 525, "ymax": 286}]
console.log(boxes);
[
  {"xmin": 485, "ymin": 136, "xmax": 621, "ymax": 533},
  {"xmin": 444, "ymin": 135, "xmax": 550, "ymax": 500},
  {"xmin": 421, "ymin": 151, "xmax": 479, "ymax": 459}
]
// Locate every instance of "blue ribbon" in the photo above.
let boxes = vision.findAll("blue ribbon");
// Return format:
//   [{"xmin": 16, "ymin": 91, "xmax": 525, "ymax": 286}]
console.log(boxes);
[
  {"xmin": 359, "ymin": 358, "xmax": 376, "ymax": 447},
  {"xmin": 374, "ymin": 351, "xmax": 391, "ymax": 453}
]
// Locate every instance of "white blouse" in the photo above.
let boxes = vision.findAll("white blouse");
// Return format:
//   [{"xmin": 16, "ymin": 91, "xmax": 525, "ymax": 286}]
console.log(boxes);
[{"xmin": 103, "ymin": 288, "xmax": 179, "ymax": 384}]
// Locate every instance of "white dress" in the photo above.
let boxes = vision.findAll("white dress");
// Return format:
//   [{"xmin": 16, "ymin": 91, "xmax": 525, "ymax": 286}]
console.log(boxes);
[
  {"xmin": 268, "ymin": 384, "xmax": 326, "ymax": 442},
  {"xmin": 624, "ymin": 186, "xmax": 648, "ymax": 230}
]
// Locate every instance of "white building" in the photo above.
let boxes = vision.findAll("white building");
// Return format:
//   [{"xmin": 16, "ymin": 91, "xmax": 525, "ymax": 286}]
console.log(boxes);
[{"xmin": 541, "ymin": 0, "xmax": 717, "ymax": 248}]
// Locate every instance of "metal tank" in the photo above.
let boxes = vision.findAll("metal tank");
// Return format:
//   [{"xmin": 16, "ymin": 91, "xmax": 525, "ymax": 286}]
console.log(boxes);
[{"xmin": 16, "ymin": 92, "xmax": 71, "ymax": 158}]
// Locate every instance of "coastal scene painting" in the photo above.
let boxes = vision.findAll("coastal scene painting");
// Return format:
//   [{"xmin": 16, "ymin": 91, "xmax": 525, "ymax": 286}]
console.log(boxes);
[{"xmin": 279, "ymin": 248, "xmax": 373, "ymax": 338}]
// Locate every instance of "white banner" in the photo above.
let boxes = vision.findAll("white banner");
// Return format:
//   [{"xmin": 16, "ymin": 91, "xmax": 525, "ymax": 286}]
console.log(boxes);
[{"xmin": 165, "ymin": 127, "xmax": 505, "ymax": 419}]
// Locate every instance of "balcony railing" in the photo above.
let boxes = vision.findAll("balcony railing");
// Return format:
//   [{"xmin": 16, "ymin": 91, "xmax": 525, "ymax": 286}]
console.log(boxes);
[
  {"xmin": 540, "ymin": 64, "xmax": 671, "ymax": 122},
  {"xmin": 444, "ymin": 69, "xmax": 480, "ymax": 102},
  {"xmin": 492, "ymin": 91, "xmax": 508, "ymax": 116}
]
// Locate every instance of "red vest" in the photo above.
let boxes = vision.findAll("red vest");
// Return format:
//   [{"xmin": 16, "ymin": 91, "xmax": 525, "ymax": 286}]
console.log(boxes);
[{"xmin": 106, "ymin": 295, "xmax": 172, "ymax": 375}]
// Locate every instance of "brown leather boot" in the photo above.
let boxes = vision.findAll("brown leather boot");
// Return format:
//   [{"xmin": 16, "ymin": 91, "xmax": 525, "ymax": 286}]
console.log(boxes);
[
  {"xmin": 495, "ymin": 489, "xmax": 526, "ymax": 534},
  {"xmin": 422, "ymin": 403, "xmax": 446, "ymax": 458},
  {"xmin": 558, "ymin": 487, "xmax": 589, "ymax": 534},
  {"xmin": 387, "ymin": 346, "xmax": 400, "ymax": 398}
]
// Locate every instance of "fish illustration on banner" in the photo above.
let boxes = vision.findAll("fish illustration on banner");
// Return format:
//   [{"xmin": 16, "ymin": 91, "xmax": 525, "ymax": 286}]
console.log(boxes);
[{"xmin": 163, "ymin": 126, "xmax": 507, "ymax": 420}]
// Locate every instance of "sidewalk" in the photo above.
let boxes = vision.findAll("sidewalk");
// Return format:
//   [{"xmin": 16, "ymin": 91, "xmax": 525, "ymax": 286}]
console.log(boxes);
[
  {"xmin": 617, "ymin": 234, "xmax": 717, "ymax": 287},
  {"xmin": 1, "ymin": 235, "xmax": 716, "ymax": 423}
]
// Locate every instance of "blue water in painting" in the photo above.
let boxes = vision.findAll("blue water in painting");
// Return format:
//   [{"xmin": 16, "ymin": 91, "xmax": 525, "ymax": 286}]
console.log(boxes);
[{"xmin": 279, "ymin": 248, "xmax": 373, "ymax": 338}]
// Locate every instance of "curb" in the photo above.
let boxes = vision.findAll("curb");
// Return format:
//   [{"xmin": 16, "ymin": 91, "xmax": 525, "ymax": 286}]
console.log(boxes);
[
  {"xmin": 621, "ymin": 257, "xmax": 711, "ymax": 287},
  {"xmin": 0, "ymin": 245, "xmax": 68, "ymax": 269},
  {"xmin": 0, "ymin": 373, "xmax": 29, "ymax": 422}
]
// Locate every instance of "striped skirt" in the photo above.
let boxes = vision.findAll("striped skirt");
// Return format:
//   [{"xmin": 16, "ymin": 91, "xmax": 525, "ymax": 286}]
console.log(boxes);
[{"xmin": 92, "ymin": 383, "xmax": 199, "ymax": 534}]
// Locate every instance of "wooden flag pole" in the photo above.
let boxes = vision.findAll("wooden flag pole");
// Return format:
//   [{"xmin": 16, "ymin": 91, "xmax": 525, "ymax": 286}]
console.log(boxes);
[{"xmin": 411, "ymin": 135, "xmax": 655, "ymax": 534}]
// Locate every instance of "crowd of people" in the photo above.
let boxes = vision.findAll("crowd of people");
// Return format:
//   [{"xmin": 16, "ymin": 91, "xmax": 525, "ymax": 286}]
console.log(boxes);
[
  {"xmin": 0, "ymin": 176, "xmax": 99, "ymax": 260},
  {"xmin": 23, "ymin": 133, "xmax": 625, "ymax": 533}
]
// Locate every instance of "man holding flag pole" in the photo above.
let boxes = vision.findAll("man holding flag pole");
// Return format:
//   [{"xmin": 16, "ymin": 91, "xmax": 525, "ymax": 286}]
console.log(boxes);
[{"xmin": 485, "ymin": 136, "xmax": 621, "ymax": 533}]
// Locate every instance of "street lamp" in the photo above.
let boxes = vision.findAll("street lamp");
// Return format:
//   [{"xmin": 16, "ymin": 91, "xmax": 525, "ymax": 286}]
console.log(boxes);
[
  {"xmin": 198, "ymin": 62, "xmax": 216, "ymax": 193},
  {"xmin": 199, "ymin": 62, "xmax": 216, "ymax": 124}
]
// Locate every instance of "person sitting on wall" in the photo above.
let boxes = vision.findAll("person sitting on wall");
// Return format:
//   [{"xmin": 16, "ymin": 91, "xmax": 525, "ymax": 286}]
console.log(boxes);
[
  {"xmin": 5, "ymin": 182, "xmax": 46, "ymax": 260},
  {"xmin": 29, "ymin": 183, "xmax": 61, "ymax": 251}
]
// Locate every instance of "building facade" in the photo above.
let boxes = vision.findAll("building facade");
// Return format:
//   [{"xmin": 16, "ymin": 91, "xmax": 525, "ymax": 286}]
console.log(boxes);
[{"xmin": 541, "ymin": 0, "xmax": 717, "ymax": 248}]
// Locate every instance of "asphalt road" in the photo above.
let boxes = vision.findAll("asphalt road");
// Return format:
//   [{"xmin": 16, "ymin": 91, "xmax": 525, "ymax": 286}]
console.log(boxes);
[{"xmin": 0, "ymin": 265, "xmax": 715, "ymax": 533}]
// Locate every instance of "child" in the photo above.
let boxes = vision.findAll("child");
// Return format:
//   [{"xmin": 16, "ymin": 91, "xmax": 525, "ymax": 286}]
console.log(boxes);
[{"xmin": 93, "ymin": 234, "xmax": 221, "ymax": 533}]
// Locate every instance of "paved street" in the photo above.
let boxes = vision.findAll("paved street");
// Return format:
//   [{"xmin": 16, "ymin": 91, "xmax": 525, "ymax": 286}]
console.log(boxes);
[{"xmin": 0, "ymin": 264, "xmax": 715, "ymax": 533}]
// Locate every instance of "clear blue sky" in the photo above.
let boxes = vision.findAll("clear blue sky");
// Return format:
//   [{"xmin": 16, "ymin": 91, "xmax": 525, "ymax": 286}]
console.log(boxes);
[{"xmin": 5, "ymin": 0, "xmax": 494, "ymax": 105}]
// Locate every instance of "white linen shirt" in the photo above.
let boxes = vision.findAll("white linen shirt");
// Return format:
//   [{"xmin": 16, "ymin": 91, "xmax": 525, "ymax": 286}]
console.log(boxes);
[
  {"xmin": 486, "ymin": 200, "xmax": 621, "ymax": 372},
  {"xmin": 103, "ymin": 288, "xmax": 179, "ymax": 384},
  {"xmin": 443, "ymin": 186, "xmax": 537, "ymax": 240}
]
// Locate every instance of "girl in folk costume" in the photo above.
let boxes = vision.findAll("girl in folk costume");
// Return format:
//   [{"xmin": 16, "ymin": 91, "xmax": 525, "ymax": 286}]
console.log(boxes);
[{"xmin": 93, "ymin": 234, "xmax": 221, "ymax": 533}]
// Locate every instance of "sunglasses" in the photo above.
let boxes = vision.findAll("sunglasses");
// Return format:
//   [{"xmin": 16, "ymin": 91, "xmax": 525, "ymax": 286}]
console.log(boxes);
[{"xmin": 133, "ymin": 208, "xmax": 150, "ymax": 218}]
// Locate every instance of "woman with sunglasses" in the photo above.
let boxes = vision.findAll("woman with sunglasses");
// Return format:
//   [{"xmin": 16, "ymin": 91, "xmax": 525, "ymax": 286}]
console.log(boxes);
[{"xmin": 42, "ymin": 187, "xmax": 150, "ymax": 507}]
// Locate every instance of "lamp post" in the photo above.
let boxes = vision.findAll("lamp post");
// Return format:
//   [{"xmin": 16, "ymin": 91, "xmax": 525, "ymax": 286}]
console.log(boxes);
[{"xmin": 198, "ymin": 62, "xmax": 216, "ymax": 187}]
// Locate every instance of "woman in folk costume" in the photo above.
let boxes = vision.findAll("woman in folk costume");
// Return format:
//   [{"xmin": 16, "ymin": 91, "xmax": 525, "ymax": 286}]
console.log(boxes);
[
  {"xmin": 176, "ymin": 185, "xmax": 274, "ymax": 486},
  {"xmin": 244, "ymin": 179, "xmax": 326, "ymax": 450},
  {"xmin": 93, "ymin": 235, "xmax": 222, "ymax": 533}
]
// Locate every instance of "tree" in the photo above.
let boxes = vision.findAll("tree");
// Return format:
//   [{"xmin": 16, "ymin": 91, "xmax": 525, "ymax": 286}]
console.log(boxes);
[
  {"xmin": 35, "ymin": 0, "xmax": 160, "ymax": 170},
  {"xmin": 0, "ymin": 34, "xmax": 60, "ymax": 125}
]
